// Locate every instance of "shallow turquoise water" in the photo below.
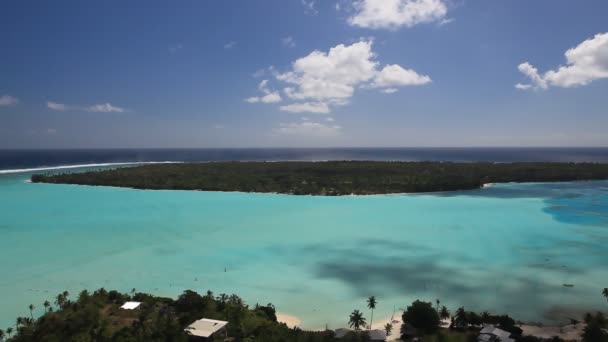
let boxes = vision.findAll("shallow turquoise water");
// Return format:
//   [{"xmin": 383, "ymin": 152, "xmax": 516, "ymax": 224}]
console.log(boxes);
[{"xmin": 1, "ymin": 170, "xmax": 607, "ymax": 329}]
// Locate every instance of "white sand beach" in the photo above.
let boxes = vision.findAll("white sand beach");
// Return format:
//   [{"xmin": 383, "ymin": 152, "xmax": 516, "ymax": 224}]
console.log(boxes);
[{"xmin": 521, "ymin": 323, "xmax": 585, "ymax": 341}]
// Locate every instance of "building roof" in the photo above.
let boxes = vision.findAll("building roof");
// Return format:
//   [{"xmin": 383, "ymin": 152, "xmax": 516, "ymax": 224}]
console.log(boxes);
[
  {"xmin": 120, "ymin": 301, "xmax": 141, "ymax": 310},
  {"xmin": 479, "ymin": 325, "xmax": 514, "ymax": 342},
  {"xmin": 368, "ymin": 329, "xmax": 387, "ymax": 341},
  {"xmin": 334, "ymin": 328, "xmax": 353, "ymax": 338},
  {"xmin": 333, "ymin": 328, "xmax": 386, "ymax": 341},
  {"xmin": 184, "ymin": 318, "xmax": 229, "ymax": 338}
]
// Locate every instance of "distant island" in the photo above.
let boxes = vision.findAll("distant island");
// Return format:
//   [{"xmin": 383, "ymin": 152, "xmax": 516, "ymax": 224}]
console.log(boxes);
[{"xmin": 30, "ymin": 161, "xmax": 608, "ymax": 195}]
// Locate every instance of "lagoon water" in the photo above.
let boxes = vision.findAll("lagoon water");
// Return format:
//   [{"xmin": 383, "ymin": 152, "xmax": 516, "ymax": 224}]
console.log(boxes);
[{"xmin": 1, "ymin": 166, "xmax": 608, "ymax": 329}]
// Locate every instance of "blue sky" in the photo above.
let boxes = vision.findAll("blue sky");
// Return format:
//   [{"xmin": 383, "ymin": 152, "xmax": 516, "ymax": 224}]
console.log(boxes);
[{"xmin": 1, "ymin": 0, "xmax": 607, "ymax": 148}]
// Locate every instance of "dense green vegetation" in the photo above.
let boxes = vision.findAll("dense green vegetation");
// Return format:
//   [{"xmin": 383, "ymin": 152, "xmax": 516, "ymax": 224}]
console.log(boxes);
[
  {"xmin": 2, "ymin": 288, "xmax": 607, "ymax": 341},
  {"xmin": 0, "ymin": 289, "xmax": 338, "ymax": 342},
  {"xmin": 31, "ymin": 161, "xmax": 608, "ymax": 195}
]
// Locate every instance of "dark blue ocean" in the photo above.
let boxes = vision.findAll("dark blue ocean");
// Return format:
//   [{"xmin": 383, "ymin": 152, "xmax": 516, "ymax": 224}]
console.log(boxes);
[{"xmin": 1, "ymin": 147, "xmax": 608, "ymax": 171}]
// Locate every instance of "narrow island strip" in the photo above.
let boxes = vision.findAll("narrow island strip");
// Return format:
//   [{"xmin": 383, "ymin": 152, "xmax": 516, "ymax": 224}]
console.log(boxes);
[{"xmin": 31, "ymin": 161, "xmax": 608, "ymax": 195}]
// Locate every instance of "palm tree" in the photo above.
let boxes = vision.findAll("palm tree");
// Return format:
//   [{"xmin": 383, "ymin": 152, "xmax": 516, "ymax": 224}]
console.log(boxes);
[
  {"xmin": 436, "ymin": 299, "xmax": 440, "ymax": 312},
  {"xmin": 366, "ymin": 296, "xmax": 377, "ymax": 329},
  {"xmin": 384, "ymin": 323, "xmax": 393, "ymax": 336},
  {"xmin": 481, "ymin": 311, "xmax": 491, "ymax": 323},
  {"xmin": 43, "ymin": 300, "xmax": 50, "ymax": 313},
  {"xmin": 602, "ymin": 288, "xmax": 608, "ymax": 301},
  {"xmin": 348, "ymin": 310, "xmax": 366, "ymax": 331},
  {"xmin": 6, "ymin": 327, "xmax": 13, "ymax": 338},
  {"xmin": 439, "ymin": 306, "xmax": 450, "ymax": 320},
  {"xmin": 28, "ymin": 304, "xmax": 35, "ymax": 319},
  {"xmin": 0, "ymin": 329, "xmax": 5, "ymax": 341},
  {"xmin": 454, "ymin": 307, "xmax": 467, "ymax": 328},
  {"xmin": 15, "ymin": 317, "xmax": 23, "ymax": 329},
  {"xmin": 54, "ymin": 293, "xmax": 65, "ymax": 309}
]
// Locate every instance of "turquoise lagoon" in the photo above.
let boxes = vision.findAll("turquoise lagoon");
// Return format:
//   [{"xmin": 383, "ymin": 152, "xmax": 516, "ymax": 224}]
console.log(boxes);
[{"xmin": 1, "ymin": 169, "xmax": 607, "ymax": 329}]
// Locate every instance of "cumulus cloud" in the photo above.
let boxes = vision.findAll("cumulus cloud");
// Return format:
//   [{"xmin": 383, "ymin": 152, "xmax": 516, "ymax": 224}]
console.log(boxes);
[
  {"xmin": 282, "ymin": 36, "xmax": 296, "ymax": 48},
  {"xmin": 301, "ymin": 0, "xmax": 318, "ymax": 14},
  {"xmin": 168, "ymin": 43, "xmax": 183, "ymax": 53},
  {"xmin": 280, "ymin": 102, "xmax": 330, "ymax": 114},
  {"xmin": 47, "ymin": 101, "xmax": 68, "ymax": 111},
  {"xmin": 0, "ymin": 95, "xmax": 18, "ymax": 106},
  {"xmin": 86, "ymin": 103, "xmax": 127, "ymax": 113},
  {"xmin": 348, "ymin": 0, "xmax": 448, "ymax": 30},
  {"xmin": 244, "ymin": 79, "xmax": 282, "ymax": 104},
  {"xmin": 47, "ymin": 101, "xmax": 126, "ymax": 113},
  {"xmin": 268, "ymin": 40, "xmax": 430, "ymax": 113},
  {"xmin": 276, "ymin": 121, "xmax": 341, "ymax": 136},
  {"xmin": 516, "ymin": 32, "xmax": 608, "ymax": 90},
  {"xmin": 224, "ymin": 41, "xmax": 236, "ymax": 50},
  {"xmin": 372, "ymin": 64, "xmax": 432, "ymax": 88},
  {"xmin": 382, "ymin": 88, "xmax": 399, "ymax": 94}
]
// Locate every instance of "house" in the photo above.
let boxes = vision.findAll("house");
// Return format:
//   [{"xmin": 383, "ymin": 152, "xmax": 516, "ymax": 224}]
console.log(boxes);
[
  {"xmin": 368, "ymin": 329, "xmax": 387, "ymax": 341},
  {"xmin": 334, "ymin": 328, "xmax": 386, "ymax": 341},
  {"xmin": 119, "ymin": 301, "xmax": 141, "ymax": 310},
  {"xmin": 184, "ymin": 318, "xmax": 228, "ymax": 340},
  {"xmin": 478, "ymin": 325, "xmax": 515, "ymax": 342}
]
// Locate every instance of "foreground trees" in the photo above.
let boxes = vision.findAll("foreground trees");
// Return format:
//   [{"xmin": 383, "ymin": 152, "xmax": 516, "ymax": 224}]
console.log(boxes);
[
  {"xmin": 402, "ymin": 300, "xmax": 440, "ymax": 335},
  {"xmin": 583, "ymin": 312, "xmax": 608, "ymax": 342},
  {"xmin": 3, "ymin": 289, "xmax": 341, "ymax": 342},
  {"xmin": 348, "ymin": 310, "xmax": 367, "ymax": 331}
]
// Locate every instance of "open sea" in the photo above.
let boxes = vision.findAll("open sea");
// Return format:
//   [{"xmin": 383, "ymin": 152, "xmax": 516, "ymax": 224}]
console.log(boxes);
[{"xmin": 1, "ymin": 148, "xmax": 608, "ymax": 329}]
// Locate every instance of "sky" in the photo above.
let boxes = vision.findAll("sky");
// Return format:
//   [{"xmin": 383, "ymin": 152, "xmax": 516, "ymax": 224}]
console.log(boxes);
[{"xmin": 1, "ymin": 0, "xmax": 607, "ymax": 148}]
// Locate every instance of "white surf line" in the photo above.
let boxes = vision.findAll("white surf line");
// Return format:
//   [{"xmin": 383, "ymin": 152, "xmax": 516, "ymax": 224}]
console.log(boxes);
[{"xmin": 0, "ymin": 161, "xmax": 180, "ymax": 175}]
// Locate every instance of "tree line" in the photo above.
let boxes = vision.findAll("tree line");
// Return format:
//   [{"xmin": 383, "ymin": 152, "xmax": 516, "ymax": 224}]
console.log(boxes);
[{"xmin": 31, "ymin": 161, "xmax": 608, "ymax": 195}]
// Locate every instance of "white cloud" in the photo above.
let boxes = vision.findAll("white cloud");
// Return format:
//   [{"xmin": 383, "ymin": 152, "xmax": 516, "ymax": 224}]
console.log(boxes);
[
  {"xmin": 438, "ymin": 18, "xmax": 454, "ymax": 26},
  {"xmin": 260, "ymin": 92, "xmax": 282, "ymax": 103},
  {"xmin": 244, "ymin": 79, "xmax": 282, "ymax": 104},
  {"xmin": 224, "ymin": 41, "xmax": 236, "ymax": 50},
  {"xmin": 372, "ymin": 64, "xmax": 431, "ymax": 87},
  {"xmin": 280, "ymin": 102, "xmax": 330, "ymax": 114},
  {"xmin": 0, "ymin": 95, "xmax": 18, "ymax": 106},
  {"xmin": 515, "ymin": 62, "xmax": 547, "ymax": 90},
  {"xmin": 301, "ymin": 0, "xmax": 318, "ymax": 14},
  {"xmin": 47, "ymin": 101, "xmax": 67, "ymax": 111},
  {"xmin": 276, "ymin": 121, "xmax": 341, "ymax": 136},
  {"xmin": 270, "ymin": 40, "xmax": 429, "ymax": 113},
  {"xmin": 348, "ymin": 0, "xmax": 448, "ymax": 30},
  {"xmin": 46, "ymin": 128, "xmax": 57, "ymax": 135},
  {"xmin": 86, "ymin": 103, "xmax": 126, "ymax": 113},
  {"xmin": 514, "ymin": 83, "xmax": 532, "ymax": 90},
  {"xmin": 326, "ymin": 117, "xmax": 335, "ymax": 122},
  {"xmin": 516, "ymin": 32, "xmax": 608, "ymax": 90},
  {"xmin": 47, "ymin": 101, "xmax": 127, "ymax": 112},
  {"xmin": 282, "ymin": 36, "xmax": 296, "ymax": 48},
  {"xmin": 168, "ymin": 43, "xmax": 183, "ymax": 53},
  {"xmin": 382, "ymin": 88, "xmax": 399, "ymax": 94}
]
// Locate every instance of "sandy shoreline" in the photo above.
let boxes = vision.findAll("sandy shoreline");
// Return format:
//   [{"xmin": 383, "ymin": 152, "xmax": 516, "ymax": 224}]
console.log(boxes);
[{"xmin": 275, "ymin": 310, "xmax": 585, "ymax": 341}]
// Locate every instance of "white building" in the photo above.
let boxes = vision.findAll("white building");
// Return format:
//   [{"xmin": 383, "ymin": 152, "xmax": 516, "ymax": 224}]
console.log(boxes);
[
  {"xmin": 184, "ymin": 318, "xmax": 228, "ymax": 339},
  {"xmin": 478, "ymin": 325, "xmax": 515, "ymax": 342}
]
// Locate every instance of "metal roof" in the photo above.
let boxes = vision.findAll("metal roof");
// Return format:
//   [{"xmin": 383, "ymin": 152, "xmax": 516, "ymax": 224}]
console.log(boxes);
[{"xmin": 184, "ymin": 318, "xmax": 229, "ymax": 338}]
